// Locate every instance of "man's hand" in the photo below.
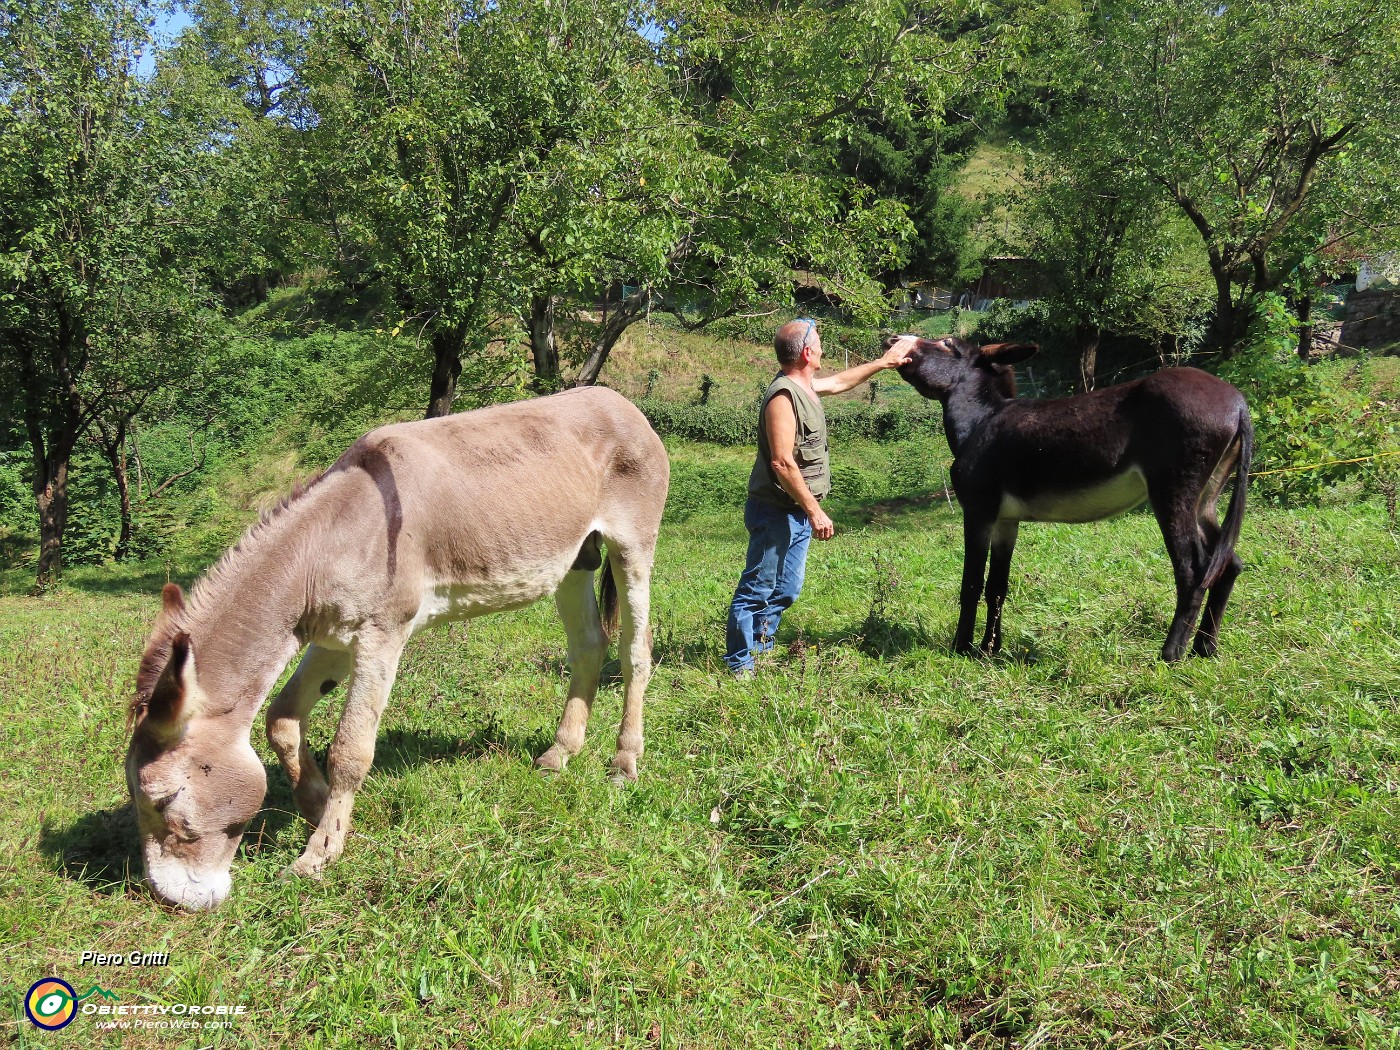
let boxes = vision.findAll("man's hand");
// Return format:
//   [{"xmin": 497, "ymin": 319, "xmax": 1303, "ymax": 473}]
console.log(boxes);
[
  {"xmin": 880, "ymin": 336, "xmax": 918, "ymax": 368},
  {"xmin": 811, "ymin": 507, "xmax": 834, "ymax": 541}
]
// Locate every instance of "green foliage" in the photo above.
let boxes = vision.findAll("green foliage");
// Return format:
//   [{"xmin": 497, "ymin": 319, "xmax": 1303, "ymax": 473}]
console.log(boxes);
[
  {"xmin": 1219, "ymin": 295, "xmax": 1400, "ymax": 504},
  {"xmin": 975, "ymin": 299, "xmax": 1070, "ymax": 355},
  {"xmin": 0, "ymin": 448, "xmax": 27, "ymax": 535},
  {"xmin": 1042, "ymin": 0, "xmax": 1400, "ymax": 353},
  {"xmin": 661, "ymin": 434, "xmax": 955, "ymax": 526},
  {"xmin": 638, "ymin": 397, "xmax": 944, "ymax": 451},
  {"xmin": 838, "ymin": 105, "xmax": 987, "ymax": 286},
  {"xmin": 1007, "ymin": 132, "xmax": 1213, "ymax": 355},
  {"xmin": 4, "ymin": 491, "xmax": 1398, "ymax": 1047},
  {"xmin": 662, "ymin": 457, "xmax": 749, "ymax": 522},
  {"xmin": 0, "ymin": 0, "xmax": 240, "ymax": 584}
]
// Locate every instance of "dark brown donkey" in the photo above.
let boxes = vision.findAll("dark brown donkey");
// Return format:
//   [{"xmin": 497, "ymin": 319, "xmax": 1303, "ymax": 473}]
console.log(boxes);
[{"xmin": 893, "ymin": 336, "xmax": 1252, "ymax": 661}]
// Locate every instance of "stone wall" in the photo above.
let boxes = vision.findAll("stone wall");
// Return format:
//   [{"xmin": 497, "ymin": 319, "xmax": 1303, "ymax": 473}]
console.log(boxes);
[{"xmin": 1340, "ymin": 289, "xmax": 1400, "ymax": 351}]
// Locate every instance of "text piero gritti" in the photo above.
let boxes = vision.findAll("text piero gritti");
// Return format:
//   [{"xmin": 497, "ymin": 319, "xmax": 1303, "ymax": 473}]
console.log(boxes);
[{"xmin": 80, "ymin": 951, "xmax": 170, "ymax": 967}]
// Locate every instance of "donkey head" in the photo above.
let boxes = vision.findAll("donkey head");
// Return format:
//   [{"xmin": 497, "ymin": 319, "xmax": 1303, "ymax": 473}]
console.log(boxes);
[
  {"xmin": 125, "ymin": 584, "xmax": 266, "ymax": 911},
  {"xmin": 891, "ymin": 336, "xmax": 1039, "ymax": 401}
]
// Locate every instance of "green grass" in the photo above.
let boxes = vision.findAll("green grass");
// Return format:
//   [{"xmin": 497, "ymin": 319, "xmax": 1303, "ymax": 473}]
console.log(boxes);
[{"xmin": 3, "ymin": 435, "xmax": 1399, "ymax": 1048}]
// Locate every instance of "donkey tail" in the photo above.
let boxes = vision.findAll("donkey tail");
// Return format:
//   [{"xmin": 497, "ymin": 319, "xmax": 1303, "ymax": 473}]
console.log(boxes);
[
  {"xmin": 599, "ymin": 550, "xmax": 621, "ymax": 641},
  {"xmin": 1204, "ymin": 402, "xmax": 1253, "ymax": 589}
]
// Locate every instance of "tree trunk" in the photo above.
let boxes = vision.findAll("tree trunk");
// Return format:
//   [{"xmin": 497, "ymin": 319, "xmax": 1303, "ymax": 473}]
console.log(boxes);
[
  {"xmin": 91, "ymin": 417, "xmax": 133, "ymax": 561},
  {"xmin": 34, "ymin": 459, "xmax": 71, "ymax": 591},
  {"xmin": 426, "ymin": 327, "xmax": 464, "ymax": 418},
  {"xmin": 526, "ymin": 293, "xmax": 561, "ymax": 392},
  {"xmin": 15, "ymin": 321, "xmax": 83, "ymax": 591},
  {"xmin": 1296, "ymin": 291, "xmax": 1314, "ymax": 362},
  {"xmin": 1203, "ymin": 269, "xmax": 1250, "ymax": 360},
  {"xmin": 576, "ymin": 291, "xmax": 647, "ymax": 386},
  {"xmin": 1074, "ymin": 322, "xmax": 1100, "ymax": 393}
]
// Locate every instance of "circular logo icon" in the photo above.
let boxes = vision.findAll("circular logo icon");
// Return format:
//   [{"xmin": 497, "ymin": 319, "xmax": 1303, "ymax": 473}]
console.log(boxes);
[{"xmin": 25, "ymin": 978, "xmax": 77, "ymax": 1030}]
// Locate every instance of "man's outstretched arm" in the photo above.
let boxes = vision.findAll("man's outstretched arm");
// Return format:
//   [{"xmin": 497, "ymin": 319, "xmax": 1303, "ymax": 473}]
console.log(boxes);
[{"xmin": 811, "ymin": 337, "xmax": 917, "ymax": 396}]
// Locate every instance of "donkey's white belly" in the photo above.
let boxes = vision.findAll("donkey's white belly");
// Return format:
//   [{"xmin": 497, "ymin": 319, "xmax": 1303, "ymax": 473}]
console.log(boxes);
[
  {"xmin": 409, "ymin": 558, "xmax": 575, "ymax": 633},
  {"xmin": 1000, "ymin": 467, "xmax": 1148, "ymax": 523}
]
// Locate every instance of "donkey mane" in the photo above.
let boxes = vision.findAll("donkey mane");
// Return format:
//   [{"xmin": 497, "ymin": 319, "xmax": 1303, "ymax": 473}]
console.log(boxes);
[{"xmin": 128, "ymin": 469, "xmax": 329, "ymax": 728}]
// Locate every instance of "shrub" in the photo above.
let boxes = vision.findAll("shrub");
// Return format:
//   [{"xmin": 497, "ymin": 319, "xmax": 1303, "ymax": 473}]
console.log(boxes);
[
  {"xmin": 0, "ymin": 449, "xmax": 30, "ymax": 536},
  {"xmin": 663, "ymin": 459, "xmax": 751, "ymax": 522},
  {"xmin": 1219, "ymin": 295, "xmax": 1399, "ymax": 504},
  {"xmin": 974, "ymin": 299, "xmax": 1073, "ymax": 358},
  {"xmin": 637, "ymin": 397, "xmax": 944, "ymax": 448}
]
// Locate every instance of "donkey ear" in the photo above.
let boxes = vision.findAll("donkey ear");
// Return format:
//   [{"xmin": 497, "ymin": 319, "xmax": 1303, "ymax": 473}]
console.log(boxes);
[
  {"xmin": 146, "ymin": 631, "xmax": 195, "ymax": 731},
  {"xmin": 161, "ymin": 583, "xmax": 186, "ymax": 617},
  {"xmin": 980, "ymin": 342, "xmax": 1039, "ymax": 365}
]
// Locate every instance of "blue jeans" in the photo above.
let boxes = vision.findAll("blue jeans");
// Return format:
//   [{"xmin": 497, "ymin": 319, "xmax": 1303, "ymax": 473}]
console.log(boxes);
[{"xmin": 724, "ymin": 498, "xmax": 813, "ymax": 673}]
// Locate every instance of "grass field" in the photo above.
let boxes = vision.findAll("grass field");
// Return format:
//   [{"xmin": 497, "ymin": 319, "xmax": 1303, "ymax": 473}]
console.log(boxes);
[{"xmin": 3, "ymin": 431, "xmax": 1398, "ymax": 1048}]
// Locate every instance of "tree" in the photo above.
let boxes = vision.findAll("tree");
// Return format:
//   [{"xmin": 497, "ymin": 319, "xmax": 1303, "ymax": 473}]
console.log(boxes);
[
  {"xmin": 292, "ymin": 0, "xmax": 997, "ymax": 398},
  {"xmin": 1013, "ymin": 136, "xmax": 1212, "ymax": 390},
  {"xmin": 0, "ymin": 0, "xmax": 222, "ymax": 587},
  {"xmin": 546, "ymin": 0, "xmax": 990, "ymax": 382},
  {"xmin": 163, "ymin": 0, "xmax": 318, "ymax": 305},
  {"xmin": 1049, "ymin": 0, "xmax": 1400, "ymax": 357},
  {"xmin": 296, "ymin": 0, "xmax": 689, "ymax": 415}
]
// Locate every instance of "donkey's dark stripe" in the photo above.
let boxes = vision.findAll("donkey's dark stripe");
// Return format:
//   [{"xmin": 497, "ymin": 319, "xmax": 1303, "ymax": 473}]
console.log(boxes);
[{"xmin": 893, "ymin": 336, "xmax": 1252, "ymax": 662}]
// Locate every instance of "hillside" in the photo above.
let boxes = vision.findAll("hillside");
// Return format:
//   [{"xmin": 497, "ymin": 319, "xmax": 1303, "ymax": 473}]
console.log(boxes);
[{"xmin": 1, "ymin": 288, "xmax": 1398, "ymax": 593}]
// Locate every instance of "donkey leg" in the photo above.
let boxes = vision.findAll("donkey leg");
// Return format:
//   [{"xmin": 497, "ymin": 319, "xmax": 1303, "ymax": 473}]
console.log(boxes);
[
  {"xmin": 289, "ymin": 633, "xmax": 403, "ymax": 878},
  {"xmin": 1193, "ymin": 551, "xmax": 1243, "ymax": 657},
  {"xmin": 980, "ymin": 520, "xmax": 1019, "ymax": 654},
  {"xmin": 536, "ymin": 569, "xmax": 607, "ymax": 774},
  {"xmin": 609, "ymin": 547, "xmax": 655, "ymax": 783},
  {"xmin": 267, "ymin": 644, "xmax": 354, "ymax": 827},
  {"xmin": 956, "ymin": 517, "xmax": 992, "ymax": 656},
  {"xmin": 1154, "ymin": 499, "xmax": 1211, "ymax": 662}
]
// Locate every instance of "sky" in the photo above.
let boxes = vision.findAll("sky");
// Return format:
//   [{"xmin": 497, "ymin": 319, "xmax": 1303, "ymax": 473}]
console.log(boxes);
[{"xmin": 137, "ymin": 7, "xmax": 193, "ymax": 77}]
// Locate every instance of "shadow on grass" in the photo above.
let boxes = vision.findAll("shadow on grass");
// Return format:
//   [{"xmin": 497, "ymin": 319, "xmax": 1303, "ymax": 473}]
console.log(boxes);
[
  {"xmin": 375, "ymin": 723, "xmax": 555, "ymax": 769},
  {"xmin": 2, "ymin": 559, "xmax": 215, "ymax": 600},
  {"xmin": 654, "ymin": 615, "xmax": 955, "ymax": 667},
  {"xmin": 38, "ymin": 804, "xmax": 144, "ymax": 895},
  {"xmin": 37, "ymin": 768, "xmax": 305, "ymax": 896},
  {"xmin": 834, "ymin": 489, "xmax": 957, "ymax": 529},
  {"xmin": 39, "ymin": 725, "xmax": 548, "ymax": 896},
  {"xmin": 653, "ymin": 633, "xmax": 720, "ymax": 670},
  {"xmin": 55, "ymin": 566, "xmax": 190, "ymax": 599}
]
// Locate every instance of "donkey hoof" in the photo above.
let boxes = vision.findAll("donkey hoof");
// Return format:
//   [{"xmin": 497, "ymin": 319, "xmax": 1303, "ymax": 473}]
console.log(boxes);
[
  {"xmin": 609, "ymin": 753, "xmax": 639, "ymax": 784},
  {"xmin": 286, "ymin": 854, "xmax": 328, "ymax": 880},
  {"xmin": 535, "ymin": 746, "xmax": 569, "ymax": 774}
]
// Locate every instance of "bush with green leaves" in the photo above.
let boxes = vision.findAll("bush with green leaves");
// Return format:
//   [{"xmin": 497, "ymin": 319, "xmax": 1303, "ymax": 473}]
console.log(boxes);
[
  {"xmin": 1219, "ymin": 295, "xmax": 1399, "ymax": 504},
  {"xmin": 0, "ymin": 449, "xmax": 29, "ymax": 537},
  {"xmin": 974, "ymin": 299, "xmax": 1071, "ymax": 355},
  {"xmin": 637, "ymin": 397, "xmax": 944, "ymax": 449}
]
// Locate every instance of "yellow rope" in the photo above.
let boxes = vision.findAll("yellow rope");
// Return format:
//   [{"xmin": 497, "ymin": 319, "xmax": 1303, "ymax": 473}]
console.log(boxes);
[{"xmin": 1253, "ymin": 448, "xmax": 1400, "ymax": 478}]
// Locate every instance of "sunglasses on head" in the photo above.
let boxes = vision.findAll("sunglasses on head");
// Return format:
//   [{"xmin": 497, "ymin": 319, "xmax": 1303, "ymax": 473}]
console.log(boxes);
[{"xmin": 795, "ymin": 317, "xmax": 817, "ymax": 348}]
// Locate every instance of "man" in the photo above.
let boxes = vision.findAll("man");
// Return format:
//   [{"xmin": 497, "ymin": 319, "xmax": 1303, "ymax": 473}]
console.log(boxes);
[{"xmin": 724, "ymin": 318, "xmax": 917, "ymax": 675}]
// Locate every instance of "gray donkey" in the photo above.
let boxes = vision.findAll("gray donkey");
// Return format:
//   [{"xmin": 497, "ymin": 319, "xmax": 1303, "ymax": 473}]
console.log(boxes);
[{"xmin": 126, "ymin": 387, "xmax": 668, "ymax": 910}]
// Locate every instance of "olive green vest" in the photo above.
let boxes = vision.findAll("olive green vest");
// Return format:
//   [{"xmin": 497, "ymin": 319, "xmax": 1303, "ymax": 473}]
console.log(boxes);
[{"xmin": 748, "ymin": 374, "xmax": 830, "ymax": 507}]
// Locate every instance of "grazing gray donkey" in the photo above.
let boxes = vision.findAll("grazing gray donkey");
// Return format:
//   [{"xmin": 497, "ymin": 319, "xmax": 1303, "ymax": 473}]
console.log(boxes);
[{"xmin": 125, "ymin": 387, "xmax": 668, "ymax": 910}]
